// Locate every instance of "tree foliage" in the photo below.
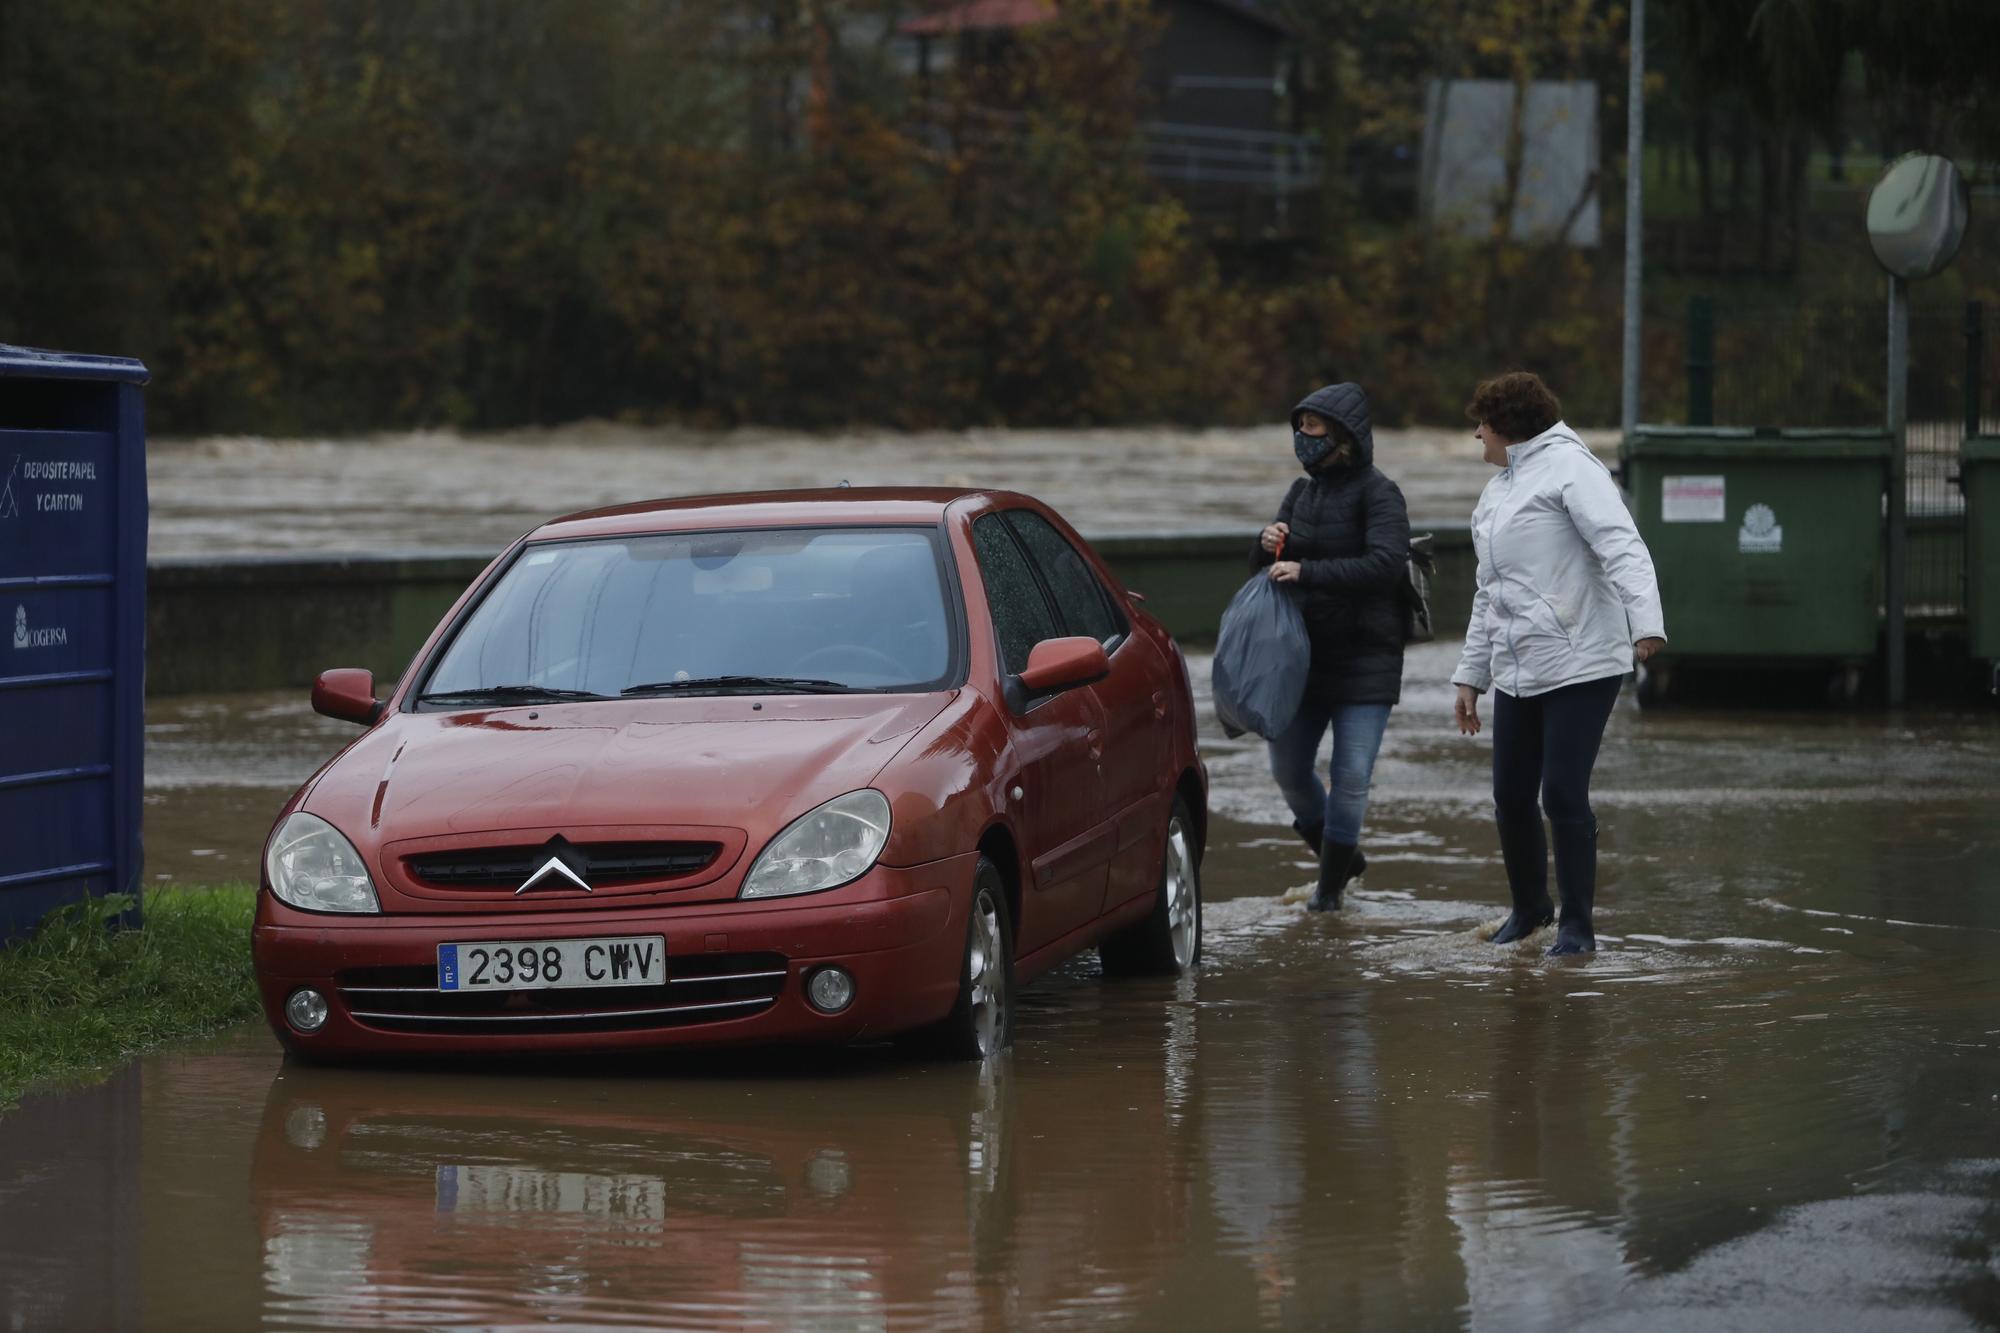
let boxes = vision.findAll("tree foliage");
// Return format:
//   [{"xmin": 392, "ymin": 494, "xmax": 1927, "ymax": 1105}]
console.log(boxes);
[{"xmin": 0, "ymin": 0, "xmax": 1992, "ymax": 434}]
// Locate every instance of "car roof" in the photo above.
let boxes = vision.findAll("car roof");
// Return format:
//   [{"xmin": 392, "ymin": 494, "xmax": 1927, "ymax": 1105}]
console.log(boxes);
[{"xmin": 527, "ymin": 487, "xmax": 1027, "ymax": 542}]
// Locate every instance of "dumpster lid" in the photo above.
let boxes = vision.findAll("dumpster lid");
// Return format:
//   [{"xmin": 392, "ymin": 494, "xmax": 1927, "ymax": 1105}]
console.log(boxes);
[
  {"xmin": 1622, "ymin": 425, "xmax": 1891, "ymax": 459},
  {"xmin": 1964, "ymin": 435, "xmax": 2000, "ymax": 463},
  {"xmin": 0, "ymin": 343, "xmax": 150, "ymax": 385}
]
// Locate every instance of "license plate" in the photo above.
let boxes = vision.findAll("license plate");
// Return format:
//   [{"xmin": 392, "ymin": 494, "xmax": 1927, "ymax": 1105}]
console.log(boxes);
[
  {"xmin": 437, "ymin": 935, "xmax": 666, "ymax": 992},
  {"xmin": 436, "ymin": 1165, "xmax": 668, "ymax": 1220}
]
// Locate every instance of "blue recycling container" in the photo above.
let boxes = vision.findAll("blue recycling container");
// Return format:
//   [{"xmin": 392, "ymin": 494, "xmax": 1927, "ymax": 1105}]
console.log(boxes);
[{"xmin": 0, "ymin": 345, "xmax": 150, "ymax": 937}]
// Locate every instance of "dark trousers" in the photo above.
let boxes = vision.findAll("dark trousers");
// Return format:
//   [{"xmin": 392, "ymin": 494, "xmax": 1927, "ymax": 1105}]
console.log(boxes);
[{"xmin": 1491, "ymin": 674, "xmax": 1622, "ymax": 827}]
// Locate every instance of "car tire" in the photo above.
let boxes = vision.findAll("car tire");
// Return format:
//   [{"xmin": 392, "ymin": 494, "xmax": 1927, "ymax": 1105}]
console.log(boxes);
[
  {"xmin": 1100, "ymin": 796, "xmax": 1202, "ymax": 977},
  {"xmin": 910, "ymin": 858, "xmax": 1015, "ymax": 1061}
]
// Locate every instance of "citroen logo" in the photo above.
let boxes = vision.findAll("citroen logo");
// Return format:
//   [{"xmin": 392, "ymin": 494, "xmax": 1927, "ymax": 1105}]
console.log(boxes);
[{"xmin": 515, "ymin": 843, "xmax": 592, "ymax": 895}]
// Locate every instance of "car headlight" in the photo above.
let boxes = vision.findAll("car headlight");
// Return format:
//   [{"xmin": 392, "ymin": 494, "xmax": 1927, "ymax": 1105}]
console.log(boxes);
[
  {"xmin": 265, "ymin": 812, "xmax": 381, "ymax": 914},
  {"xmin": 741, "ymin": 790, "xmax": 892, "ymax": 899}
]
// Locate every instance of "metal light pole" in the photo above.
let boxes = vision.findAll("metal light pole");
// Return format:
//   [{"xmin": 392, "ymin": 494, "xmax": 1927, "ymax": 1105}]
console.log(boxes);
[
  {"xmin": 1866, "ymin": 153, "xmax": 1969, "ymax": 710},
  {"xmin": 1620, "ymin": 0, "xmax": 1645, "ymax": 440},
  {"xmin": 1885, "ymin": 275, "xmax": 1908, "ymax": 707}
]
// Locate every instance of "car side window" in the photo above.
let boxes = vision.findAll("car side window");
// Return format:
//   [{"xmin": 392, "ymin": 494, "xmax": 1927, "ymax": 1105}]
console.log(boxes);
[
  {"xmin": 972, "ymin": 514, "xmax": 1060, "ymax": 675},
  {"xmin": 1003, "ymin": 511, "xmax": 1123, "ymax": 647}
]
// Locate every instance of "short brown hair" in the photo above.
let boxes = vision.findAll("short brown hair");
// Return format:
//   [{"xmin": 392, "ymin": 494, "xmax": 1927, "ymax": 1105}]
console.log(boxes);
[{"xmin": 1466, "ymin": 372, "xmax": 1561, "ymax": 443}]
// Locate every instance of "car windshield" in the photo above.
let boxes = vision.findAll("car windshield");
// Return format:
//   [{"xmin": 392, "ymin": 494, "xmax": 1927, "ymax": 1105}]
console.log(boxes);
[{"xmin": 420, "ymin": 527, "xmax": 956, "ymax": 702}]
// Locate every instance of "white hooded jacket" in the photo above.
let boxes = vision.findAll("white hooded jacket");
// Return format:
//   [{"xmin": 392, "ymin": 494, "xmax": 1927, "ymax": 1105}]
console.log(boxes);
[{"xmin": 1452, "ymin": 421, "xmax": 1666, "ymax": 698}]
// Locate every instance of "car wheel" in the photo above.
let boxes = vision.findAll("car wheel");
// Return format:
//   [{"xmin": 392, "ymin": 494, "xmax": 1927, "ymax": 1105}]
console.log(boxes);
[
  {"xmin": 1100, "ymin": 796, "xmax": 1202, "ymax": 976},
  {"xmin": 913, "ymin": 858, "xmax": 1015, "ymax": 1061}
]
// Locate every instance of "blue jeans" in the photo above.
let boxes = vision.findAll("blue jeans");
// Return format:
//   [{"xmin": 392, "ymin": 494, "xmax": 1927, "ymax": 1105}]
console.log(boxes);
[{"xmin": 1267, "ymin": 699, "xmax": 1393, "ymax": 847}]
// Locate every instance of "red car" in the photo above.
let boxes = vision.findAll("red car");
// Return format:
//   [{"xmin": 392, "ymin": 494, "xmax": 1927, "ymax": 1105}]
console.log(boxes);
[{"xmin": 254, "ymin": 489, "xmax": 1206, "ymax": 1061}]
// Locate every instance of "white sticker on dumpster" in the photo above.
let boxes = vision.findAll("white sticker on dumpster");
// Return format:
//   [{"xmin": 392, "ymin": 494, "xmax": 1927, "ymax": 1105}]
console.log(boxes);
[
  {"xmin": 1661, "ymin": 475, "xmax": 1725, "ymax": 522},
  {"xmin": 1739, "ymin": 503, "xmax": 1783, "ymax": 554}
]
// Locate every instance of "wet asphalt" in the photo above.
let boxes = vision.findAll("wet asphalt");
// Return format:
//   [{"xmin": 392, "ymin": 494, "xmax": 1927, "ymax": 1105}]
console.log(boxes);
[{"xmin": 5, "ymin": 642, "xmax": 2000, "ymax": 1330}]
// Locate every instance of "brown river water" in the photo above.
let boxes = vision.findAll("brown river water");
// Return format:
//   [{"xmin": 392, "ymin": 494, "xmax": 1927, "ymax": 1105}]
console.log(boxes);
[
  {"xmin": 4, "ymin": 641, "xmax": 1998, "ymax": 1329},
  {"xmin": 141, "ymin": 422, "xmax": 1614, "ymax": 555}
]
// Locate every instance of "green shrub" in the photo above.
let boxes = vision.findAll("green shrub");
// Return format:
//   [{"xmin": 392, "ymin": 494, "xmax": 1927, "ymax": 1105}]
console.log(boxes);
[{"xmin": 0, "ymin": 887, "xmax": 261, "ymax": 1111}]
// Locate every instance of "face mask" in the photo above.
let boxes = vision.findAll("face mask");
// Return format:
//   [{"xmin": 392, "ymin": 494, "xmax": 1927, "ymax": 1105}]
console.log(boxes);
[{"xmin": 1294, "ymin": 429, "xmax": 1333, "ymax": 470}]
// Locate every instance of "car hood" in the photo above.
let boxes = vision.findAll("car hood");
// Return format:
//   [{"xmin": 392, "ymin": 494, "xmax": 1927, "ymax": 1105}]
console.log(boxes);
[{"xmin": 301, "ymin": 693, "xmax": 953, "ymax": 906}]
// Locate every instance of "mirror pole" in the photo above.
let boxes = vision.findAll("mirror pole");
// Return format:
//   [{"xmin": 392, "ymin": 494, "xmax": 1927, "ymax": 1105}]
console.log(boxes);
[{"xmin": 1885, "ymin": 272, "xmax": 1908, "ymax": 709}]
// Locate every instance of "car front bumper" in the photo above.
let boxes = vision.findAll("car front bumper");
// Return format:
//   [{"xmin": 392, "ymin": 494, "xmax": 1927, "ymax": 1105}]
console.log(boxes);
[{"xmin": 253, "ymin": 855, "xmax": 974, "ymax": 1056}]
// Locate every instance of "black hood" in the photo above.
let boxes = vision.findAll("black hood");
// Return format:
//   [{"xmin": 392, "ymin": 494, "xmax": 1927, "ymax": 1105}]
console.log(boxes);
[{"xmin": 1291, "ymin": 383, "xmax": 1375, "ymax": 469}]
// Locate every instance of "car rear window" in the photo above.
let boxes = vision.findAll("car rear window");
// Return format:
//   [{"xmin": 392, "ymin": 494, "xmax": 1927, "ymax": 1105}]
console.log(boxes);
[{"xmin": 420, "ymin": 527, "xmax": 957, "ymax": 700}]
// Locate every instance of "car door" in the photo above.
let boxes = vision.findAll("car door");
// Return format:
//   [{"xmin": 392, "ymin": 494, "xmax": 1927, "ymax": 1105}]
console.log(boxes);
[
  {"xmin": 1002, "ymin": 510, "xmax": 1168, "ymax": 913},
  {"xmin": 970, "ymin": 514, "xmax": 1111, "ymax": 957}
]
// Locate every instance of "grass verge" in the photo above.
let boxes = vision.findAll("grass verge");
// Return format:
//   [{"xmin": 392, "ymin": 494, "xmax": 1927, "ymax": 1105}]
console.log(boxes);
[{"xmin": 0, "ymin": 885, "xmax": 261, "ymax": 1111}]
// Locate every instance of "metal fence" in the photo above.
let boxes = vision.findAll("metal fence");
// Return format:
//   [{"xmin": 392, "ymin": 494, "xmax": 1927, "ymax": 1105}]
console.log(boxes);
[{"xmin": 1654, "ymin": 299, "xmax": 1996, "ymax": 619}]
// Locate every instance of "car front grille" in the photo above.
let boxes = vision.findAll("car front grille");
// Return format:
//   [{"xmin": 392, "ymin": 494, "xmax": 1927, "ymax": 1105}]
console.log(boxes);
[
  {"xmin": 337, "ymin": 951, "xmax": 788, "ymax": 1035},
  {"xmin": 404, "ymin": 841, "xmax": 722, "ymax": 891}
]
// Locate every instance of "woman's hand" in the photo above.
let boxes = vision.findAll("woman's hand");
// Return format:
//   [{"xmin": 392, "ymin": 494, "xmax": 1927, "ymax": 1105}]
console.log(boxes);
[
  {"xmin": 1635, "ymin": 637, "xmax": 1665, "ymax": 664},
  {"xmin": 1454, "ymin": 684, "xmax": 1482, "ymax": 736},
  {"xmin": 1259, "ymin": 521, "xmax": 1289, "ymax": 553},
  {"xmin": 1268, "ymin": 560, "xmax": 1302, "ymax": 583}
]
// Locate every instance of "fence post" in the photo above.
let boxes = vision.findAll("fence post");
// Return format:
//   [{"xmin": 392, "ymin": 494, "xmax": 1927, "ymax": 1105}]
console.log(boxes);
[
  {"xmin": 1967, "ymin": 301, "xmax": 1984, "ymax": 439},
  {"xmin": 1687, "ymin": 295, "xmax": 1714, "ymax": 426}
]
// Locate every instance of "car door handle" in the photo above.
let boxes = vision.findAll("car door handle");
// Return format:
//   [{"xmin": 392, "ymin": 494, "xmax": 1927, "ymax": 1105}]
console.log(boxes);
[
  {"xmin": 1151, "ymin": 690, "xmax": 1168, "ymax": 720},
  {"xmin": 1086, "ymin": 727, "xmax": 1103, "ymax": 760}
]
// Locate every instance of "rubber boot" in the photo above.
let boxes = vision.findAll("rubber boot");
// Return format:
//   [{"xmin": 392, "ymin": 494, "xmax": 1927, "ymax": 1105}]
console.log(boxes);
[
  {"xmin": 1291, "ymin": 819, "xmax": 1365, "ymax": 877},
  {"xmin": 1490, "ymin": 811, "xmax": 1554, "ymax": 944},
  {"xmin": 1546, "ymin": 817, "xmax": 1598, "ymax": 956},
  {"xmin": 1307, "ymin": 842, "xmax": 1357, "ymax": 913}
]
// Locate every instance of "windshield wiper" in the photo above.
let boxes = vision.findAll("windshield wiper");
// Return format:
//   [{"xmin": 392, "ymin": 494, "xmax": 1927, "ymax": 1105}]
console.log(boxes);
[
  {"xmin": 621, "ymin": 675, "xmax": 856, "ymax": 697},
  {"xmin": 417, "ymin": 684, "xmax": 611, "ymax": 705}
]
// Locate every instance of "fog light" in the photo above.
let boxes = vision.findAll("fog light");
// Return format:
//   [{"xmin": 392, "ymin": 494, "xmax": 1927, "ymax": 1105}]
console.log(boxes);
[
  {"xmin": 286, "ymin": 988, "xmax": 330, "ymax": 1033},
  {"xmin": 806, "ymin": 967, "xmax": 855, "ymax": 1014}
]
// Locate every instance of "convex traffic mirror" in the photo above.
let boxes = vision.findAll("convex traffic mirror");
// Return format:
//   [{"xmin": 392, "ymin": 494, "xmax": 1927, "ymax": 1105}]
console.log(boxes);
[{"xmin": 1867, "ymin": 153, "xmax": 1969, "ymax": 280}]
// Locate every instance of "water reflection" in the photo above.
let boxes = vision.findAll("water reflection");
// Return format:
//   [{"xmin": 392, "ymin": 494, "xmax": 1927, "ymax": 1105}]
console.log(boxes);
[
  {"xmin": 246, "ymin": 1039, "xmax": 1199, "ymax": 1330},
  {"xmin": 6, "ymin": 640, "xmax": 1989, "ymax": 1327},
  {"xmin": 0, "ymin": 1067, "xmax": 141, "ymax": 1331}
]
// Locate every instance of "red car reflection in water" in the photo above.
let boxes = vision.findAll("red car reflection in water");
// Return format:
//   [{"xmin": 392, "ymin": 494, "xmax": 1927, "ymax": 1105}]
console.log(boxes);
[
  {"xmin": 249, "ymin": 1052, "xmax": 1194, "ymax": 1328},
  {"xmin": 253, "ymin": 489, "xmax": 1206, "ymax": 1059}
]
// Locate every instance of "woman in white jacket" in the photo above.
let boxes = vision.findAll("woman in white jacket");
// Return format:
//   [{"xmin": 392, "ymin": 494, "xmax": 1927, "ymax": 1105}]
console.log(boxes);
[{"xmin": 1451, "ymin": 373, "xmax": 1666, "ymax": 955}]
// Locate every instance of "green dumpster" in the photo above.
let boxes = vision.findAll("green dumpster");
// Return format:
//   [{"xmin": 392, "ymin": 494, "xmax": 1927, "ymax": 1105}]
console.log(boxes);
[
  {"xmin": 1965, "ymin": 436, "xmax": 2000, "ymax": 670},
  {"xmin": 1619, "ymin": 427, "xmax": 1890, "ymax": 675}
]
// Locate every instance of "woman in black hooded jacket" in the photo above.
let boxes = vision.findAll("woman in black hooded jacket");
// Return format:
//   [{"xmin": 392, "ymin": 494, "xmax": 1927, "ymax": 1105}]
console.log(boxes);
[{"xmin": 1251, "ymin": 382, "xmax": 1411, "ymax": 911}]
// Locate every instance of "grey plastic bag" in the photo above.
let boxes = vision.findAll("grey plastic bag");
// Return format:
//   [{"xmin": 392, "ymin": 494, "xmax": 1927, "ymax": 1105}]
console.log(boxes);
[{"xmin": 1211, "ymin": 573, "xmax": 1310, "ymax": 740}]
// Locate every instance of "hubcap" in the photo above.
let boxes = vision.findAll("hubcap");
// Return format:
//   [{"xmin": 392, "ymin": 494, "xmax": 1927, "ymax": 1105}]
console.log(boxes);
[
  {"xmin": 968, "ymin": 891, "xmax": 1005, "ymax": 1055},
  {"xmin": 1164, "ymin": 817, "xmax": 1198, "ymax": 968}
]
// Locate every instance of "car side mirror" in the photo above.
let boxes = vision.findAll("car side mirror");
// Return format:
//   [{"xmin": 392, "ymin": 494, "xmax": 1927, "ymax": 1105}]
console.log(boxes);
[
  {"xmin": 312, "ymin": 668, "xmax": 383, "ymax": 725},
  {"xmin": 1018, "ymin": 636, "xmax": 1111, "ymax": 695}
]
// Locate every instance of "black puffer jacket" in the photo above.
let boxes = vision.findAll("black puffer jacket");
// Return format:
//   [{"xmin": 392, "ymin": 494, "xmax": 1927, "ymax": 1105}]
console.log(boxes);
[{"xmin": 1249, "ymin": 383, "xmax": 1411, "ymax": 706}]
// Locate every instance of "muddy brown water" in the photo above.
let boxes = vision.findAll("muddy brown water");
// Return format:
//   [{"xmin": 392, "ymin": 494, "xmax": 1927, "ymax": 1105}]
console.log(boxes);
[
  {"xmin": 142, "ymin": 423, "xmax": 1609, "ymax": 556},
  {"xmin": 6, "ymin": 643, "xmax": 2000, "ymax": 1329}
]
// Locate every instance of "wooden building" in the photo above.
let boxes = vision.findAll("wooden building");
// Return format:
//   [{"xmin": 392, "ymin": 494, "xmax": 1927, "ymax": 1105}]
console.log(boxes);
[{"xmin": 900, "ymin": 0, "xmax": 1315, "ymax": 234}]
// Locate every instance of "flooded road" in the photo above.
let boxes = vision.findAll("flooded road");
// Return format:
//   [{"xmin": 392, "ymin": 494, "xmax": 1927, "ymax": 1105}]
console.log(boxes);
[
  {"xmin": 143, "ymin": 423, "xmax": 1615, "ymax": 556},
  {"xmin": 7, "ymin": 643, "xmax": 2000, "ymax": 1329}
]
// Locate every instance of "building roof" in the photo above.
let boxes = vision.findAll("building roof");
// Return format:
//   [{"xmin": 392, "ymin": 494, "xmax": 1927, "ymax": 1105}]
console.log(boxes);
[
  {"xmin": 900, "ymin": 0, "xmax": 1290, "ymax": 38},
  {"xmin": 901, "ymin": 0, "xmax": 1054, "ymax": 34}
]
